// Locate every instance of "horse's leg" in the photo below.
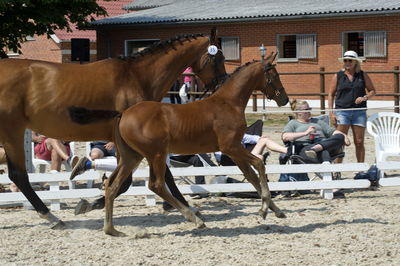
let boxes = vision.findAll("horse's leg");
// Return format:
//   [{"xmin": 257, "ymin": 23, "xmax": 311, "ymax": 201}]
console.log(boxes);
[
  {"xmin": 75, "ymin": 165, "xmax": 188, "ymax": 215},
  {"xmin": 147, "ymin": 154, "xmax": 205, "ymax": 228},
  {"xmin": 225, "ymin": 145, "xmax": 284, "ymax": 219},
  {"xmin": 103, "ymin": 152, "xmax": 143, "ymax": 236},
  {"xmin": 2, "ymin": 130, "xmax": 65, "ymax": 228},
  {"xmin": 74, "ymin": 174, "xmax": 132, "ymax": 215},
  {"xmin": 164, "ymin": 165, "xmax": 190, "ymax": 207}
]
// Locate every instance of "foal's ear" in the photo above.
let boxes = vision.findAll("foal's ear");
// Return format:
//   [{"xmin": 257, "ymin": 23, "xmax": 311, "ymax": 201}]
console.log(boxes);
[
  {"xmin": 210, "ymin": 27, "xmax": 217, "ymax": 45},
  {"xmin": 266, "ymin": 51, "xmax": 277, "ymax": 63}
]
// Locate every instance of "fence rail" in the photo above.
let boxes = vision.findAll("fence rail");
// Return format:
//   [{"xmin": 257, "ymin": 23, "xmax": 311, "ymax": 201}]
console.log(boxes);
[{"xmin": 171, "ymin": 66, "xmax": 400, "ymax": 113}]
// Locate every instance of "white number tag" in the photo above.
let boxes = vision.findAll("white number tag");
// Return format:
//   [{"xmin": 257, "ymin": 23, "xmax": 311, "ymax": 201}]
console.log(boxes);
[{"xmin": 207, "ymin": 45, "xmax": 218, "ymax": 55}]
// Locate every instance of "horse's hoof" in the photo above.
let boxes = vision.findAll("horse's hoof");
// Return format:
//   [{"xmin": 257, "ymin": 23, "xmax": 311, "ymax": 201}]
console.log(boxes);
[
  {"xmin": 50, "ymin": 220, "xmax": 66, "ymax": 230},
  {"xmin": 196, "ymin": 221, "xmax": 206, "ymax": 229},
  {"xmin": 75, "ymin": 199, "xmax": 92, "ymax": 215},
  {"xmin": 104, "ymin": 227, "xmax": 126, "ymax": 237},
  {"xmin": 275, "ymin": 211, "xmax": 286, "ymax": 219},
  {"xmin": 258, "ymin": 209, "xmax": 267, "ymax": 220}
]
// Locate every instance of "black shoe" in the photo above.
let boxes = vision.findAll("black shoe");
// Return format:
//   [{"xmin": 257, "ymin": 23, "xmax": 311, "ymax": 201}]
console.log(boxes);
[
  {"xmin": 262, "ymin": 152, "xmax": 270, "ymax": 164},
  {"xmin": 70, "ymin": 156, "xmax": 89, "ymax": 180}
]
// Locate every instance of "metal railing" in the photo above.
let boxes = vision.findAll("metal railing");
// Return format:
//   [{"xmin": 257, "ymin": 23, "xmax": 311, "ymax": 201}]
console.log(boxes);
[{"xmin": 169, "ymin": 67, "xmax": 400, "ymax": 113}]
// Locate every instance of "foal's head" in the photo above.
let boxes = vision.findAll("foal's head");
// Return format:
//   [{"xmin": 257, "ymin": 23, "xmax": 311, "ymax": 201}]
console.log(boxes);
[
  {"xmin": 191, "ymin": 28, "xmax": 227, "ymax": 91},
  {"xmin": 260, "ymin": 52, "xmax": 289, "ymax": 107}
]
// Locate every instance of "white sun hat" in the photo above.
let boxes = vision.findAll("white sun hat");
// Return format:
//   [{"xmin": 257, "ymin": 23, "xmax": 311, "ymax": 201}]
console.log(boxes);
[{"xmin": 338, "ymin": 50, "xmax": 363, "ymax": 64}]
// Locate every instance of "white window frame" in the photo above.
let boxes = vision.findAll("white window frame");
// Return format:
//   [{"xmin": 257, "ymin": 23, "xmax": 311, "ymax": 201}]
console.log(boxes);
[
  {"xmin": 341, "ymin": 31, "xmax": 387, "ymax": 58},
  {"xmin": 124, "ymin": 39, "xmax": 160, "ymax": 57},
  {"xmin": 277, "ymin": 34, "xmax": 317, "ymax": 61},
  {"xmin": 219, "ymin": 36, "xmax": 240, "ymax": 61}
]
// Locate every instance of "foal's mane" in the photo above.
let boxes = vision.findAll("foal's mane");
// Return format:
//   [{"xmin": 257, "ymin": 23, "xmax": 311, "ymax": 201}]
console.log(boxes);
[
  {"xmin": 214, "ymin": 60, "xmax": 258, "ymax": 88},
  {"xmin": 118, "ymin": 33, "xmax": 204, "ymax": 60}
]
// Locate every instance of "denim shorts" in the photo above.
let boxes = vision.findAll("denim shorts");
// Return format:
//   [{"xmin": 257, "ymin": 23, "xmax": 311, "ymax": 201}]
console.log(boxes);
[{"xmin": 335, "ymin": 109, "xmax": 367, "ymax": 127}]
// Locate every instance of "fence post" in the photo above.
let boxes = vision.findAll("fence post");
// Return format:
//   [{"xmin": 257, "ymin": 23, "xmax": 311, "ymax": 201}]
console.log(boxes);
[
  {"xmin": 320, "ymin": 67, "xmax": 325, "ymax": 114},
  {"xmin": 252, "ymin": 94, "xmax": 257, "ymax": 112},
  {"xmin": 395, "ymin": 66, "xmax": 399, "ymax": 113}
]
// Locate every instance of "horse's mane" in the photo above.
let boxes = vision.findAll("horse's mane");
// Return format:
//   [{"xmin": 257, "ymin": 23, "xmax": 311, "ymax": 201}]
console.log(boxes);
[
  {"xmin": 118, "ymin": 33, "xmax": 204, "ymax": 60},
  {"xmin": 214, "ymin": 60, "xmax": 258, "ymax": 89}
]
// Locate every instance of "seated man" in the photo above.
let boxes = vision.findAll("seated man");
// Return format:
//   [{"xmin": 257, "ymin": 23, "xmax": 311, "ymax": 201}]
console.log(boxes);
[
  {"xmin": 71, "ymin": 141, "xmax": 116, "ymax": 179},
  {"xmin": 282, "ymin": 100, "xmax": 350, "ymax": 163}
]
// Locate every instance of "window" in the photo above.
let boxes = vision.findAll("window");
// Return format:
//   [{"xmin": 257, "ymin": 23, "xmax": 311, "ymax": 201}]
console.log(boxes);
[
  {"xmin": 125, "ymin": 39, "xmax": 159, "ymax": 57},
  {"xmin": 277, "ymin": 34, "xmax": 316, "ymax": 59},
  {"xmin": 218, "ymin": 37, "xmax": 240, "ymax": 60},
  {"xmin": 71, "ymin": 38, "xmax": 90, "ymax": 62},
  {"xmin": 342, "ymin": 31, "xmax": 386, "ymax": 57}
]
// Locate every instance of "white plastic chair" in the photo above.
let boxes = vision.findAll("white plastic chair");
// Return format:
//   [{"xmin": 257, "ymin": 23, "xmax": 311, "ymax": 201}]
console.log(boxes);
[
  {"xmin": 32, "ymin": 142, "xmax": 75, "ymax": 173},
  {"xmin": 367, "ymin": 112, "xmax": 400, "ymax": 178}
]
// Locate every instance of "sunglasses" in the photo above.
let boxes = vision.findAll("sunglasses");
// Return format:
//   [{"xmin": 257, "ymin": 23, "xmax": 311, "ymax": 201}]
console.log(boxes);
[{"xmin": 343, "ymin": 59, "xmax": 354, "ymax": 63}]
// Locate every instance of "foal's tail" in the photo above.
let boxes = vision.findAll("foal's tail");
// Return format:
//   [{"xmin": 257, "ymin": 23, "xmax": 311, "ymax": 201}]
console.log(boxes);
[{"xmin": 68, "ymin": 106, "xmax": 121, "ymax": 125}]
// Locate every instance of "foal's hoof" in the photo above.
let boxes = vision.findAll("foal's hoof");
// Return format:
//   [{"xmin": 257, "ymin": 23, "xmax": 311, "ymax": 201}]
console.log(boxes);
[
  {"xmin": 74, "ymin": 199, "xmax": 92, "ymax": 215},
  {"xmin": 275, "ymin": 211, "xmax": 286, "ymax": 219},
  {"xmin": 50, "ymin": 220, "xmax": 66, "ymax": 230},
  {"xmin": 105, "ymin": 227, "xmax": 127, "ymax": 237},
  {"xmin": 196, "ymin": 221, "xmax": 206, "ymax": 229},
  {"xmin": 258, "ymin": 209, "xmax": 268, "ymax": 220}
]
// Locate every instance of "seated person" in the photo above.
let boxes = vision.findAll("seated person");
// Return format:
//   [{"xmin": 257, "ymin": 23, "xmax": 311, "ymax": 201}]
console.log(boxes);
[
  {"xmin": 32, "ymin": 131, "xmax": 78, "ymax": 173},
  {"xmin": 70, "ymin": 141, "xmax": 116, "ymax": 179},
  {"xmin": 282, "ymin": 100, "xmax": 350, "ymax": 163},
  {"xmin": 217, "ymin": 120, "xmax": 288, "ymax": 166},
  {"xmin": 169, "ymin": 153, "xmax": 216, "ymax": 186},
  {"xmin": 0, "ymin": 144, "xmax": 6, "ymax": 165}
]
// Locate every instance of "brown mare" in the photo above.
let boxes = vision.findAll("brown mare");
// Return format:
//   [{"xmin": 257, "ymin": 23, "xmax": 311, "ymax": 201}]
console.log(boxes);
[
  {"xmin": 0, "ymin": 30, "xmax": 226, "ymax": 228},
  {"xmin": 69, "ymin": 53, "xmax": 289, "ymax": 236}
]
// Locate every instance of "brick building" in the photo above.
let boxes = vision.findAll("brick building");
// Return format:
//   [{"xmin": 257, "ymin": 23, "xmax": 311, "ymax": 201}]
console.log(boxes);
[
  {"xmin": 9, "ymin": 0, "xmax": 131, "ymax": 63},
  {"xmin": 93, "ymin": 0, "xmax": 400, "ymax": 101}
]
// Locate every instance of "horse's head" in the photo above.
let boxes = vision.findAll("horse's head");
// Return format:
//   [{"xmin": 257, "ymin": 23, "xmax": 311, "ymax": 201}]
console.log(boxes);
[
  {"xmin": 260, "ymin": 52, "xmax": 289, "ymax": 107},
  {"xmin": 191, "ymin": 28, "xmax": 227, "ymax": 92}
]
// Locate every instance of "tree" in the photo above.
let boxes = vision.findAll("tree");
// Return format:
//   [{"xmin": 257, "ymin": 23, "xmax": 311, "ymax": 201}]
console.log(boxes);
[{"xmin": 0, "ymin": 0, "xmax": 113, "ymax": 58}]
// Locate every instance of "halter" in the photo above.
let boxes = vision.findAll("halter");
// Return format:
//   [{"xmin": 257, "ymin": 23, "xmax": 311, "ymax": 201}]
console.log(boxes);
[
  {"xmin": 263, "ymin": 63, "xmax": 284, "ymax": 100},
  {"xmin": 197, "ymin": 43, "xmax": 227, "ymax": 99}
]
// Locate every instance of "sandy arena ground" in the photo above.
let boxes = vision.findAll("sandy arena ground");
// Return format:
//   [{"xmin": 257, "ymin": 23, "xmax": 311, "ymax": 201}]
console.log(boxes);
[{"xmin": 0, "ymin": 127, "xmax": 400, "ymax": 265}]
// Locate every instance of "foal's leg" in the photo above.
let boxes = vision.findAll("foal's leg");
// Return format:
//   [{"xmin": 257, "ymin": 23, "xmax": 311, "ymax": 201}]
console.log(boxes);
[
  {"xmin": 147, "ymin": 154, "xmax": 205, "ymax": 228},
  {"xmin": 103, "ymin": 152, "xmax": 143, "ymax": 236},
  {"xmin": 2, "ymin": 129, "xmax": 64, "ymax": 228},
  {"xmin": 75, "ymin": 166, "xmax": 189, "ymax": 215},
  {"xmin": 225, "ymin": 146, "xmax": 284, "ymax": 219}
]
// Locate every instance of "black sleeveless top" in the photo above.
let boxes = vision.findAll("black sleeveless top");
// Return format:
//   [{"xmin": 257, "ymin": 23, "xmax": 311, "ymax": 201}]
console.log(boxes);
[{"xmin": 335, "ymin": 70, "xmax": 366, "ymax": 109}]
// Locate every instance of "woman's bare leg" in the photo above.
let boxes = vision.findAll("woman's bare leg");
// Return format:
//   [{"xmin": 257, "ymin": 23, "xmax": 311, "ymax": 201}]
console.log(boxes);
[
  {"xmin": 334, "ymin": 125, "xmax": 350, "ymax": 163},
  {"xmin": 251, "ymin": 136, "xmax": 287, "ymax": 159},
  {"xmin": 45, "ymin": 138, "xmax": 69, "ymax": 160},
  {"xmin": 351, "ymin": 125, "xmax": 365, "ymax": 162}
]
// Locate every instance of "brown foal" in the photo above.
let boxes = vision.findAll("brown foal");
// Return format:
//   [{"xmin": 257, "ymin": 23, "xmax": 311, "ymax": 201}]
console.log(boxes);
[
  {"xmin": 70, "ymin": 53, "xmax": 289, "ymax": 236},
  {"xmin": 0, "ymin": 29, "xmax": 226, "ymax": 228}
]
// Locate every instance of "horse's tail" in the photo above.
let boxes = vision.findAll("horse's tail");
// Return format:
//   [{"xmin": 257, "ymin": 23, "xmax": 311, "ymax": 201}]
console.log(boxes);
[{"xmin": 68, "ymin": 106, "xmax": 121, "ymax": 125}]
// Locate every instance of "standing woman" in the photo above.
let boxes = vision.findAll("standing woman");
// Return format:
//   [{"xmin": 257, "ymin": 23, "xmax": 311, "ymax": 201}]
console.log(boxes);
[{"xmin": 328, "ymin": 51, "xmax": 376, "ymax": 162}]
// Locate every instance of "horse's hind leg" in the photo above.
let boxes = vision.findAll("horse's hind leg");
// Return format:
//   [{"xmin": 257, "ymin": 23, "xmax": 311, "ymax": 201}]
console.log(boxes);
[
  {"xmin": 1, "ymin": 129, "xmax": 64, "ymax": 228},
  {"xmin": 147, "ymin": 154, "xmax": 205, "ymax": 228}
]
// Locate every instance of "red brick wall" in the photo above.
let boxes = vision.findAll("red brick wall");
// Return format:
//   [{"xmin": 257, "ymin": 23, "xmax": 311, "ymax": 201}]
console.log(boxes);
[
  {"xmin": 97, "ymin": 14, "xmax": 400, "ymax": 99},
  {"xmin": 17, "ymin": 35, "xmax": 61, "ymax": 63}
]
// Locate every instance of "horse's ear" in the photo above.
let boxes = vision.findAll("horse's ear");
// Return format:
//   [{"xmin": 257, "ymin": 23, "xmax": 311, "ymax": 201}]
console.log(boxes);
[
  {"xmin": 266, "ymin": 51, "xmax": 277, "ymax": 63},
  {"xmin": 271, "ymin": 52, "xmax": 278, "ymax": 62},
  {"xmin": 210, "ymin": 27, "xmax": 217, "ymax": 45}
]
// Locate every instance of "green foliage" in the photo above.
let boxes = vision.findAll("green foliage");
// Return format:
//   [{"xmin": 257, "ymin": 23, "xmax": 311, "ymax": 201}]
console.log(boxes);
[{"xmin": 0, "ymin": 0, "xmax": 113, "ymax": 58}]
